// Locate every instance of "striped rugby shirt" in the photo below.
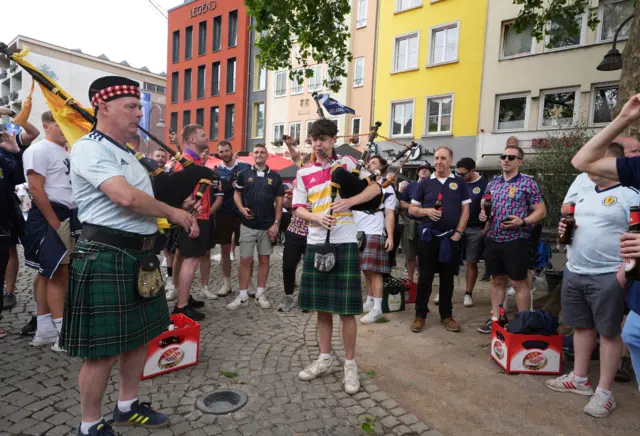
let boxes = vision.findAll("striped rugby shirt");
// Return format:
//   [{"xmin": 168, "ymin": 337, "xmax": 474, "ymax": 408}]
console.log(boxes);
[{"xmin": 292, "ymin": 154, "xmax": 361, "ymax": 244}]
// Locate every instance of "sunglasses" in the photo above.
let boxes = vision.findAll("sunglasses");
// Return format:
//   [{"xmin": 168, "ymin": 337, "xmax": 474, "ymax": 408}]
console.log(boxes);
[
  {"xmin": 500, "ymin": 154, "xmax": 521, "ymax": 161},
  {"xmin": 456, "ymin": 171, "xmax": 468, "ymax": 177}
]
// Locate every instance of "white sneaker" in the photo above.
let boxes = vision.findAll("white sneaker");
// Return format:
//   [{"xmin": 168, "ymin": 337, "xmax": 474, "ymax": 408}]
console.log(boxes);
[
  {"xmin": 201, "ymin": 285, "xmax": 218, "ymax": 300},
  {"xmin": 463, "ymin": 293, "xmax": 474, "ymax": 307},
  {"xmin": 343, "ymin": 361, "xmax": 360, "ymax": 395},
  {"xmin": 507, "ymin": 286, "xmax": 516, "ymax": 296},
  {"xmin": 51, "ymin": 337, "xmax": 65, "ymax": 353},
  {"xmin": 545, "ymin": 371, "xmax": 594, "ymax": 396},
  {"xmin": 299, "ymin": 356, "xmax": 332, "ymax": 381},
  {"xmin": 360, "ymin": 308, "xmax": 383, "ymax": 325},
  {"xmin": 256, "ymin": 294, "xmax": 271, "ymax": 309},
  {"xmin": 584, "ymin": 390, "xmax": 616, "ymax": 418},
  {"xmin": 230, "ymin": 251, "xmax": 236, "ymax": 261},
  {"xmin": 363, "ymin": 300, "xmax": 374, "ymax": 313},
  {"xmin": 217, "ymin": 280, "xmax": 232, "ymax": 296},
  {"xmin": 226, "ymin": 295, "xmax": 249, "ymax": 310},
  {"xmin": 30, "ymin": 330, "xmax": 58, "ymax": 346},
  {"xmin": 248, "ymin": 288, "xmax": 257, "ymax": 298},
  {"xmin": 165, "ymin": 285, "xmax": 177, "ymax": 301},
  {"xmin": 433, "ymin": 293, "xmax": 440, "ymax": 305}
]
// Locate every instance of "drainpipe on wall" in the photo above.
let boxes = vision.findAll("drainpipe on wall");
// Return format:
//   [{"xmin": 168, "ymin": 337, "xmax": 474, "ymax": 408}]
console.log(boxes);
[
  {"xmin": 245, "ymin": 22, "xmax": 253, "ymax": 152},
  {"xmin": 370, "ymin": 0, "xmax": 381, "ymax": 130}
]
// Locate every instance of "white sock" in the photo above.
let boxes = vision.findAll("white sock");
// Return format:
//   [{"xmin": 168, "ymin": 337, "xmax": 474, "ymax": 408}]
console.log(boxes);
[
  {"xmin": 596, "ymin": 386, "xmax": 611, "ymax": 397},
  {"xmin": 491, "ymin": 316, "xmax": 498, "ymax": 322},
  {"xmin": 80, "ymin": 418, "xmax": 103, "ymax": 434},
  {"xmin": 345, "ymin": 359, "xmax": 356, "ymax": 366},
  {"xmin": 239, "ymin": 290, "xmax": 248, "ymax": 299},
  {"xmin": 366, "ymin": 295, "xmax": 374, "ymax": 304},
  {"xmin": 117, "ymin": 398, "xmax": 137, "ymax": 412},
  {"xmin": 373, "ymin": 297, "xmax": 383, "ymax": 312},
  {"xmin": 257, "ymin": 287, "xmax": 265, "ymax": 297},
  {"xmin": 574, "ymin": 374, "xmax": 588, "ymax": 384},
  {"xmin": 37, "ymin": 314, "xmax": 54, "ymax": 333},
  {"xmin": 53, "ymin": 318, "xmax": 63, "ymax": 333},
  {"xmin": 320, "ymin": 353, "xmax": 331, "ymax": 360}
]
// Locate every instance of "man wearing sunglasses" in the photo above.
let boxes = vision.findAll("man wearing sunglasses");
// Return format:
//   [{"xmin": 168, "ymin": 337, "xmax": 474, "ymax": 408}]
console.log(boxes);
[{"xmin": 477, "ymin": 146, "xmax": 546, "ymax": 334}]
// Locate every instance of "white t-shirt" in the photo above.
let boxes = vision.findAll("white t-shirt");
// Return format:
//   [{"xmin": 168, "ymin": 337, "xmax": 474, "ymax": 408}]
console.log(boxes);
[
  {"xmin": 354, "ymin": 185, "xmax": 397, "ymax": 236},
  {"xmin": 563, "ymin": 172, "xmax": 595, "ymax": 205},
  {"xmin": 22, "ymin": 139, "xmax": 76, "ymax": 209},
  {"xmin": 567, "ymin": 184, "xmax": 640, "ymax": 275}
]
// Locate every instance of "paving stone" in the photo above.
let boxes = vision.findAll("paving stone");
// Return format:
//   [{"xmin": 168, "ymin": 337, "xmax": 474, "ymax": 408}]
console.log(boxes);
[
  {"xmin": 7, "ymin": 418, "xmax": 40, "ymax": 434},
  {"xmin": 422, "ymin": 431, "xmax": 443, "ymax": 436},
  {"xmin": 399, "ymin": 414, "xmax": 419, "ymax": 426},
  {"xmin": 380, "ymin": 415, "xmax": 401, "ymax": 429},
  {"xmin": 392, "ymin": 425, "xmax": 414, "ymax": 436},
  {"xmin": 410, "ymin": 422, "xmax": 430, "ymax": 433},
  {"xmin": 390, "ymin": 407, "xmax": 407, "ymax": 417},
  {"xmin": 45, "ymin": 424, "xmax": 73, "ymax": 436},
  {"xmin": 23, "ymin": 421, "xmax": 54, "ymax": 436}
]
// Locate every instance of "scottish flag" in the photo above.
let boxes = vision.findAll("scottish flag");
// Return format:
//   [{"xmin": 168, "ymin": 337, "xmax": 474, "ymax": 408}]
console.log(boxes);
[{"xmin": 318, "ymin": 93, "xmax": 356, "ymax": 116}]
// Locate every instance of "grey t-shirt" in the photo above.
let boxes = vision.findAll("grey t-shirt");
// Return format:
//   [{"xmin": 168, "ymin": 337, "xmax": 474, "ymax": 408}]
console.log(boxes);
[{"xmin": 71, "ymin": 131, "xmax": 157, "ymax": 235}]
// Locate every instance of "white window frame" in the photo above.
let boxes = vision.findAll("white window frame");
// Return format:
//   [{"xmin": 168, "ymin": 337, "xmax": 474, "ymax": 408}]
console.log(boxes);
[
  {"xmin": 544, "ymin": 13, "xmax": 587, "ymax": 52},
  {"xmin": 494, "ymin": 92, "xmax": 531, "ymax": 132},
  {"xmin": 351, "ymin": 117, "xmax": 362, "ymax": 136},
  {"xmin": 289, "ymin": 121, "xmax": 302, "ymax": 143},
  {"xmin": 424, "ymin": 94, "xmax": 454, "ymax": 136},
  {"xmin": 589, "ymin": 82, "xmax": 619, "ymax": 127},
  {"xmin": 395, "ymin": 0, "xmax": 422, "ymax": 14},
  {"xmin": 272, "ymin": 123, "xmax": 285, "ymax": 142},
  {"xmin": 389, "ymin": 99, "xmax": 415, "ymax": 139},
  {"xmin": 252, "ymin": 102, "xmax": 265, "ymax": 139},
  {"xmin": 392, "ymin": 31, "xmax": 420, "ymax": 73},
  {"xmin": 538, "ymin": 87, "xmax": 580, "ymax": 130},
  {"xmin": 353, "ymin": 57, "xmax": 365, "ymax": 88},
  {"xmin": 357, "ymin": 0, "xmax": 368, "ymax": 28},
  {"xmin": 254, "ymin": 56, "xmax": 266, "ymax": 92},
  {"xmin": 500, "ymin": 20, "xmax": 536, "ymax": 60},
  {"xmin": 305, "ymin": 120, "xmax": 315, "ymax": 143},
  {"xmin": 597, "ymin": 0, "xmax": 633, "ymax": 43},
  {"xmin": 428, "ymin": 21, "xmax": 460, "ymax": 67},
  {"xmin": 274, "ymin": 71, "xmax": 287, "ymax": 98},
  {"xmin": 291, "ymin": 70, "xmax": 304, "ymax": 95},
  {"xmin": 308, "ymin": 65, "xmax": 323, "ymax": 92}
]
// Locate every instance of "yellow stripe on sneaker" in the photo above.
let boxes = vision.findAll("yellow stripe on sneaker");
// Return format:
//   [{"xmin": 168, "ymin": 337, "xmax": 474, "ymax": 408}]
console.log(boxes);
[
  {"xmin": 141, "ymin": 417, "xmax": 150, "ymax": 424},
  {"xmin": 128, "ymin": 414, "xmax": 139, "ymax": 422},
  {"xmin": 135, "ymin": 416, "xmax": 144, "ymax": 423}
]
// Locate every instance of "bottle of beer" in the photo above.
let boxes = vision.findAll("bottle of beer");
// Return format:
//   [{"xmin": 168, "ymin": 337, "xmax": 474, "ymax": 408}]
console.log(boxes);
[
  {"xmin": 559, "ymin": 203, "xmax": 576, "ymax": 245},
  {"xmin": 483, "ymin": 193, "xmax": 492, "ymax": 220},
  {"xmin": 498, "ymin": 304, "xmax": 508, "ymax": 328},
  {"xmin": 434, "ymin": 192, "xmax": 443, "ymax": 211},
  {"xmin": 624, "ymin": 206, "xmax": 640, "ymax": 280}
]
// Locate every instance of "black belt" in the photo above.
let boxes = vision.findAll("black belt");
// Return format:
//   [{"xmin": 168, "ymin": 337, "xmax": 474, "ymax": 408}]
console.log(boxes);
[{"xmin": 80, "ymin": 224, "xmax": 156, "ymax": 251}]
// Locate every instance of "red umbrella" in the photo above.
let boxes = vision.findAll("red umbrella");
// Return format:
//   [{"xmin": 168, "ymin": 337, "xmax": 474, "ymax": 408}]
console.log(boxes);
[{"xmin": 237, "ymin": 153, "xmax": 293, "ymax": 171}]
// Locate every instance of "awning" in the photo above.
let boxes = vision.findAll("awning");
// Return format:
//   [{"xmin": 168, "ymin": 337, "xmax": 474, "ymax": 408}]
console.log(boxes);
[{"xmin": 476, "ymin": 154, "xmax": 502, "ymax": 171}]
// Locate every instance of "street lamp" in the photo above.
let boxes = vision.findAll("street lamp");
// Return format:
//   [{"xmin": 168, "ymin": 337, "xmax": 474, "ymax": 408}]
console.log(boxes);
[
  {"xmin": 150, "ymin": 104, "xmax": 166, "ymax": 128},
  {"xmin": 597, "ymin": 14, "xmax": 634, "ymax": 71}
]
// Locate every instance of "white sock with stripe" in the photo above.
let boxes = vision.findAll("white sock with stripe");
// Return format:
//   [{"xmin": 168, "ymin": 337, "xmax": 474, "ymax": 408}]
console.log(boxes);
[
  {"xmin": 117, "ymin": 398, "xmax": 137, "ymax": 413},
  {"xmin": 80, "ymin": 418, "xmax": 103, "ymax": 434}
]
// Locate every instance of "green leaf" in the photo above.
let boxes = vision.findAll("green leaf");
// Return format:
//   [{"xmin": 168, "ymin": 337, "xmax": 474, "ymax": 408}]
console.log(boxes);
[
  {"xmin": 367, "ymin": 369, "xmax": 376, "ymax": 378},
  {"xmin": 220, "ymin": 371, "xmax": 238, "ymax": 378},
  {"xmin": 361, "ymin": 422, "xmax": 375, "ymax": 434}
]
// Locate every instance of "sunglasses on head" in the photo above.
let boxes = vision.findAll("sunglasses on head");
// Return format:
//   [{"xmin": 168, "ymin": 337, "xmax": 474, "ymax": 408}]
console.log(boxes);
[{"xmin": 500, "ymin": 154, "xmax": 520, "ymax": 161}]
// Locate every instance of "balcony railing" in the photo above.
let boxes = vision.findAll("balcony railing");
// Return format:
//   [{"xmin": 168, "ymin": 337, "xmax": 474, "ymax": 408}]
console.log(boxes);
[
  {"xmin": 9, "ymin": 91, "xmax": 19, "ymax": 101},
  {"xmin": 9, "ymin": 63, "xmax": 18, "ymax": 73},
  {"xmin": 1, "ymin": 96, "xmax": 9, "ymax": 105},
  {"xmin": 0, "ymin": 70, "xmax": 7, "ymax": 79}
]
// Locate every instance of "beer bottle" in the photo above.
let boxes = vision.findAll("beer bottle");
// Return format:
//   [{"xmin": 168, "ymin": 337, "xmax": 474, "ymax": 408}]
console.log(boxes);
[
  {"xmin": 559, "ymin": 203, "xmax": 576, "ymax": 245},
  {"xmin": 624, "ymin": 206, "xmax": 640, "ymax": 280},
  {"xmin": 434, "ymin": 193, "xmax": 443, "ymax": 211},
  {"xmin": 483, "ymin": 193, "xmax": 492, "ymax": 220},
  {"xmin": 498, "ymin": 304, "xmax": 508, "ymax": 328}
]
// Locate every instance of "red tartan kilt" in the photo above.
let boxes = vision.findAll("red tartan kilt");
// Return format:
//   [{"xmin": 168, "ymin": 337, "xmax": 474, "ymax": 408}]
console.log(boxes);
[{"xmin": 360, "ymin": 234, "xmax": 391, "ymax": 274}]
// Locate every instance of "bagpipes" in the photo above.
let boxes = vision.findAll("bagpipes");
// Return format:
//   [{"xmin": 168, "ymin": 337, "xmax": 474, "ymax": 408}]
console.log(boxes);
[{"xmin": 0, "ymin": 43, "xmax": 218, "ymax": 210}]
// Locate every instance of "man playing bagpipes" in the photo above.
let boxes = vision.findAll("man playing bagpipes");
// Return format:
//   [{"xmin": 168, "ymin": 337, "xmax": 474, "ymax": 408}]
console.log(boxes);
[{"xmin": 292, "ymin": 119, "xmax": 382, "ymax": 395}]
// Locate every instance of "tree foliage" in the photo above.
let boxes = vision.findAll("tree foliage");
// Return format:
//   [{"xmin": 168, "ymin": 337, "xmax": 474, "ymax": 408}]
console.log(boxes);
[{"xmin": 245, "ymin": 0, "xmax": 352, "ymax": 93}]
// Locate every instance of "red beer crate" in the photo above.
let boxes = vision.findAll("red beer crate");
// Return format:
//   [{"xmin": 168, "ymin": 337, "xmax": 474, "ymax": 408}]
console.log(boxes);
[
  {"xmin": 490, "ymin": 322, "xmax": 562, "ymax": 375},
  {"xmin": 403, "ymin": 280, "xmax": 417, "ymax": 304},
  {"xmin": 142, "ymin": 314, "xmax": 200, "ymax": 379}
]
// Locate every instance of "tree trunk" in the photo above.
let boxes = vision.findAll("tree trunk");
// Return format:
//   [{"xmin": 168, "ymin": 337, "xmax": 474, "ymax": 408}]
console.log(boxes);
[{"xmin": 615, "ymin": 4, "xmax": 640, "ymax": 132}]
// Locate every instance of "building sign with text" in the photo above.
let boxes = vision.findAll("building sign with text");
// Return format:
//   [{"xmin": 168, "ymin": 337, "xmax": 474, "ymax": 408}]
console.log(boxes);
[{"xmin": 190, "ymin": 1, "xmax": 216, "ymax": 18}]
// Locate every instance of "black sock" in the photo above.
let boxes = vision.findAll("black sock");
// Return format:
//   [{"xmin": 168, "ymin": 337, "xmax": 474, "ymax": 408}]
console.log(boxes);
[{"xmin": 167, "ymin": 266, "xmax": 173, "ymax": 277}]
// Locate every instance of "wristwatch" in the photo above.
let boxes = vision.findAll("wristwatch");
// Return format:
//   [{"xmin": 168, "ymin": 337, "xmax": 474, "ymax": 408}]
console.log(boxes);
[
  {"xmin": 274, "ymin": 220, "xmax": 280, "ymax": 224},
  {"xmin": 520, "ymin": 218, "xmax": 528, "ymax": 228},
  {"xmin": 455, "ymin": 229, "xmax": 463, "ymax": 236}
]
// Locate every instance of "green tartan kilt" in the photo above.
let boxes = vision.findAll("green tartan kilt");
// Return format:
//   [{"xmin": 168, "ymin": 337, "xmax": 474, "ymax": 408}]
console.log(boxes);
[
  {"xmin": 298, "ymin": 242, "xmax": 362, "ymax": 315},
  {"xmin": 59, "ymin": 239, "xmax": 169, "ymax": 359}
]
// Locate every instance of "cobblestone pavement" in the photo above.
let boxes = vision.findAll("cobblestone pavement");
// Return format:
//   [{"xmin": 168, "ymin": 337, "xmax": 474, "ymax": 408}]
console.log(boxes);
[{"xmin": 0, "ymin": 248, "xmax": 440, "ymax": 436}]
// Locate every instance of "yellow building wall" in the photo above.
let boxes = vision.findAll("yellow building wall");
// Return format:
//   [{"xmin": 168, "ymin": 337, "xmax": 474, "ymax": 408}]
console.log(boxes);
[{"xmin": 373, "ymin": 0, "xmax": 488, "ymax": 140}]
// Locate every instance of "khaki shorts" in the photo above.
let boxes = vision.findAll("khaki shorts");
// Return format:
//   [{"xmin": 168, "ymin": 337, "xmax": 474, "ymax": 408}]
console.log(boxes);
[
  {"xmin": 402, "ymin": 220, "xmax": 418, "ymax": 259},
  {"xmin": 239, "ymin": 224, "xmax": 273, "ymax": 258},
  {"xmin": 57, "ymin": 219, "xmax": 75, "ymax": 265}
]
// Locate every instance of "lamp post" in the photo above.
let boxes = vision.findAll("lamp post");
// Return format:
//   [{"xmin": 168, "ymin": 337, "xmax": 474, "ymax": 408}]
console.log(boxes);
[
  {"xmin": 150, "ymin": 104, "xmax": 166, "ymax": 128},
  {"xmin": 597, "ymin": 15, "xmax": 634, "ymax": 71}
]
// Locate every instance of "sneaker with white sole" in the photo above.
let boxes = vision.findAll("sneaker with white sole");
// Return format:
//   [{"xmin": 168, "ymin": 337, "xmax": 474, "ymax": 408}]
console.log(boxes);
[
  {"xmin": 201, "ymin": 285, "xmax": 218, "ymax": 300},
  {"xmin": 507, "ymin": 286, "xmax": 516, "ymax": 296},
  {"xmin": 545, "ymin": 371, "xmax": 594, "ymax": 396},
  {"xmin": 343, "ymin": 361, "xmax": 360, "ymax": 395},
  {"xmin": 360, "ymin": 308, "xmax": 383, "ymax": 324},
  {"xmin": 165, "ymin": 283, "xmax": 177, "ymax": 301},
  {"xmin": 256, "ymin": 294, "xmax": 271, "ymax": 309},
  {"xmin": 30, "ymin": 330, "xmax": 58, "ymax": 346},
  {"xmin": 362, "ymin": 300, "xmax": 374, "ymax": 313},
  {"xmin": 299, "ymin": 356, "xmax": 332, "ymax": 381},
  {"xmin": 248, "ymin": 288, "xmax": 257, "ymax": 298},
  {"xmin": 463, "ymin": 293, "xmax": 473, "ymax": 307},
  {"xmin": 51, "ymin": 337, "xmax": 65, "ymax": 353},
  {"xmin": 217, "ymin": 280, "xmax": 232, "ymax": 296},
  {"xmin": 584, "ymin": 390, "xmax": 616, "ymax": 418},
  {"xmin": 226, "ymin": 295, "xmax": 249, "ymax": 310},
  {"xmin": 433, "ymin": 293, "xmax": 440, "ymax": 304}
]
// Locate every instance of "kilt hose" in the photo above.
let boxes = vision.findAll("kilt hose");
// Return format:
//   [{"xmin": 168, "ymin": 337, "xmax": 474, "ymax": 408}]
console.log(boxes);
[
  {"xmin": 360, "ymin": 234, "xmax": 391, "ymax": 274},
  {"xmin": 298, "ymin": 242, "xmax": 362, "ymax": 316},
  {"xmin": 59, "ymin": 239, "xmax": 169, "ymax": 359}
]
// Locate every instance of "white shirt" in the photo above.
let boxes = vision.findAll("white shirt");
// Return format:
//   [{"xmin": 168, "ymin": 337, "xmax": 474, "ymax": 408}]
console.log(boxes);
[
  {"xmin": 22, "ymin": 139, "xmax": 76, "ymax": 209},
  {"xmin": 563, "ymin": 173, "xmax": 595, "ymax": 205},
  {"xmin": 354, "ymin": 185, "xmax": 397, "ymax": 236}
]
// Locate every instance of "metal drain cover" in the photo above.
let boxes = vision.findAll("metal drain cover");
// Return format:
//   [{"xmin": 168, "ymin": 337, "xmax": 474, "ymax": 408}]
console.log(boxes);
[{"xmin": 196, "ymin": 388, "xmax": 248, "ymax": 414}]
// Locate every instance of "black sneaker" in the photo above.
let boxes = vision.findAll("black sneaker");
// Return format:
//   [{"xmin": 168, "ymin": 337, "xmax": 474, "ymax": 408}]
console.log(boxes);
[
  {"xmin": 480, "ymin": 273, "xmax": 490, "ymax": 282},
  {"xmin": 21, "ymin": 316, "xmax": 37, "ymax": 336},
  {"xmin": 3, "ymin": 292, "xmax": 16, "ymax": 310},
  {"xmin": 188, "ymin": 295, "xmax": 205, "ymax": 309},
  {"xmin": 172, "ymin": 304, "xmax": 205, "ymax": 321},
  {"xmin": 77, "ymin": 419, "xmax": 117, "ymax": 435},
  {"xmin": 113, "ymin": 400, "xmax": 169, "ymax": 428},
  {"xmin": 477, "ymin": 318, "xmax": 493, "ymax": 334},
  {"xmin": 615, "ymin": 356, "xmax": 634, "ymax": 383}
]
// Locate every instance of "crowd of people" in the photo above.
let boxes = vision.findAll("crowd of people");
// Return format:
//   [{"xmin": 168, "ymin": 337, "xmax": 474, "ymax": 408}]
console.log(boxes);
[{"xmin": 1, "ymin": 75, "xmax": 640, "ymax": 435}]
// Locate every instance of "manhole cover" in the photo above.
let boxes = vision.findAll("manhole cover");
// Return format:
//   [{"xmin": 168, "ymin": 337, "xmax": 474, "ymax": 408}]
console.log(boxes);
[{"xmin": 196, "ymin": 388, "xmax": 248, "ymax": 415}]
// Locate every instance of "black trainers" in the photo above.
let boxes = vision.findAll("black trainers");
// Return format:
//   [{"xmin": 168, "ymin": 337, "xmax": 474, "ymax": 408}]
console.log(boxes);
[
  {"xmin": 615, "ymin": 356, "xmax": 634, "ymax": 382},
  {"xmin": 3, "ymin": 292, "xmax": 17, "ymax": 310},
  {"xmin": 21, "ymin": 315, "xmax": 37, "ymax": 336},
  {"xmin": 172, "ymin": 304, "xmax": 205, "ymax": 321},
  {"xmin": 113, "ymin": 400, "xmax": 169, "ymax": 428},
  {"xmin": 77, "ymin": 419, "xmax": 117, "ymax": 435},
  {"xmin": 188, "ymin": 295, "xmax": 205, "ymax": 309},
  {"xmin": 477, "ymin": 318, "xmax": 493, "ymax": 334}
]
